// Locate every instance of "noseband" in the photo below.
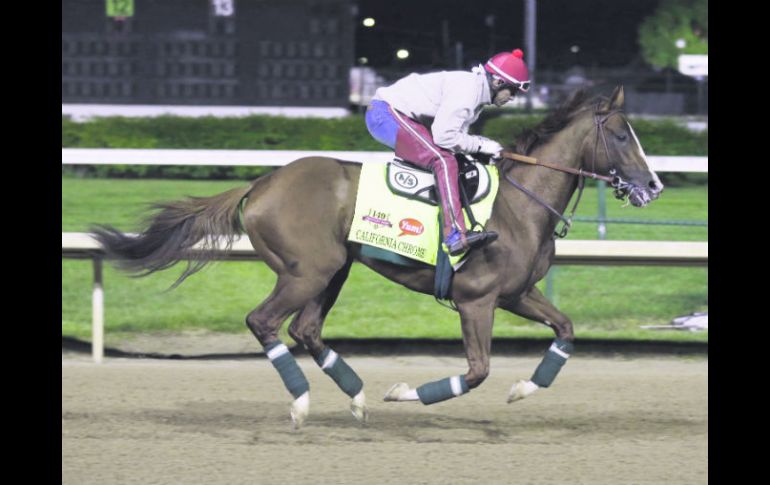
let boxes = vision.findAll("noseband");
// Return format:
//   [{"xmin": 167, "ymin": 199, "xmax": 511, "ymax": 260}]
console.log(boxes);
[{"xmin": 501, "ymin": 107, "xmax": 627, "ymax": 239}]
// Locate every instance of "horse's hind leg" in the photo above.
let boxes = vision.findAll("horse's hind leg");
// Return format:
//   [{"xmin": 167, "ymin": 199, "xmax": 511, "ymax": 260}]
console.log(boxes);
[
  {"xmin": 499, "ymin": 285, "xmax": 575, "ymax": 403},
  {"xmin": 246, "ymin": 273, "xmax": 338, "ymax": 429},
  {"xmin": 384, "ymin": 294, "xmax": 496, "ymax": 404},
  {"xmin": 287, "ymin": 258, "xmax": 369, "ymax": 423}
]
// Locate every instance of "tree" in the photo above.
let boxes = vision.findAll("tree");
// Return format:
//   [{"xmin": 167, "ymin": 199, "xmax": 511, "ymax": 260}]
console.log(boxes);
[{"xmin": 638, "ymin": 0, "xmax": 708, "ymax": 69}]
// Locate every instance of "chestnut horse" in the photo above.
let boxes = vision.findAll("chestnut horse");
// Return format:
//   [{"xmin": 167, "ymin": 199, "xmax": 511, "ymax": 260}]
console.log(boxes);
[{"xmin": 93, "ymin": 87, "xmax": 662, "ymax": 428}]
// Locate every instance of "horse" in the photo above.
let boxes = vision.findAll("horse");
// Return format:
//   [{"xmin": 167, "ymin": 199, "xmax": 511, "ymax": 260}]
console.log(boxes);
[{"xmin": 92, "ymin": 86, "xmax": 663, "ymax": 429}]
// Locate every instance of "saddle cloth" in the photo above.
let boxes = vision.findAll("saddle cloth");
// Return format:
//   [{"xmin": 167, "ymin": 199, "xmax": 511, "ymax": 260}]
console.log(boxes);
[{"xmin": 348, "ymin": 159, "xmax": 499, "ymax": 266}]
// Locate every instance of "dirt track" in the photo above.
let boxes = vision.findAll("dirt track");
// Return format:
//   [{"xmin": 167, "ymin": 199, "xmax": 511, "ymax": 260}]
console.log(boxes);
[{"xmin": 62, "ymin": 353, "xmax": 707, "ymax": 484}]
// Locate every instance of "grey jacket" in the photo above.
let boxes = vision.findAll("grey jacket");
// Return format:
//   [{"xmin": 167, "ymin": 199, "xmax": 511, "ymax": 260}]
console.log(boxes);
[{"xmin": 372, "ymin": 66, "xmax": 493, "ymax": 154}]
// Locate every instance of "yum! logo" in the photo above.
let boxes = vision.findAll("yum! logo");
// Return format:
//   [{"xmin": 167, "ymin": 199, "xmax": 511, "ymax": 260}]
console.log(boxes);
[{"xmin": 398, "ymin": 218, "xmax": 424, "ymax": 236}]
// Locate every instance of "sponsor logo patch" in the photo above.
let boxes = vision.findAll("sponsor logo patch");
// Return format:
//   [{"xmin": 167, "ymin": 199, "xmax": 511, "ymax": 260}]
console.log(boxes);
[
  {"xmin": 398, "ymin": 218, "xmax": 424, "ymax": 236},
  {"xmin": 362, "ymin": 209, "xmax": 392, "ymax": 228},
  {"xmin": 394, "ymin": 171, "xmax": 418, "ymax": 189}
]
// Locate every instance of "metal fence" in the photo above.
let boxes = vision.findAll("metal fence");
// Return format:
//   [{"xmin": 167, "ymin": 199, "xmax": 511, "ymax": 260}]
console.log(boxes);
[{"xmin": 577, "ymin": 181, "xmax": 707, "ymax": 240}]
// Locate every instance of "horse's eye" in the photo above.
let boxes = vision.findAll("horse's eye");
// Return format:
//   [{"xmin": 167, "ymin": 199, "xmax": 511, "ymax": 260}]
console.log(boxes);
[{"xmin": 615, "ymin": 134, "xmax": 627, "ymax": 141}]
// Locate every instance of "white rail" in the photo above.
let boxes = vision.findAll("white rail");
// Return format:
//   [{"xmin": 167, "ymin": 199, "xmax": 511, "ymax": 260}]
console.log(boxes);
[{"xmin": 62, "ymin": 104, "xmax": 350, "ymax": 120}]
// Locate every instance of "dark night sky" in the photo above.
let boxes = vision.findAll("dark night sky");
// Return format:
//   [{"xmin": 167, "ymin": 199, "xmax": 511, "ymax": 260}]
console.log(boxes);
[{"xmin": 354, "ymin": 0, "xmax": 662, "ymax": 71}]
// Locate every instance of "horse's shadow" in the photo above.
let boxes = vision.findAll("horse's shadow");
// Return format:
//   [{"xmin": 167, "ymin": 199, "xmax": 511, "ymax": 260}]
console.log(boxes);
[
  {"xmin": 110, "ymin": 399, "xmax": 509, "ymax": 443},
  {"xmin": 310, "ymin": 408, "xmax": 511, "ymax": 443}
]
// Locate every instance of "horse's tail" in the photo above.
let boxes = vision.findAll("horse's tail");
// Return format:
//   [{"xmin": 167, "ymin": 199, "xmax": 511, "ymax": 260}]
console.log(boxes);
[{"xmin": 91, "ymin": 182, "xmax": 256, "ymax": 288}]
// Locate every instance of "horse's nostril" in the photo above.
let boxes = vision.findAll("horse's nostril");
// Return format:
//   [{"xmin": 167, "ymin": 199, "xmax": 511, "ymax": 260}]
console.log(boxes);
[{"xmin": 649, "ymin": 180, "xmax": 660, "ymax": 191}]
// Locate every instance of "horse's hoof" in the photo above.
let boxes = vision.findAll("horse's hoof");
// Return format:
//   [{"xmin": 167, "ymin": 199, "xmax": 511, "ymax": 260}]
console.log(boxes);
[
  {"xmin": 350, "ymin": 390, "xmax": 369, "ymax": 423},
  {"xmin": 507, "ymin": 380, "xmax": 539, "ymax": 404},
  {"xmin": 383, "ymin": 382, "xmax": 410, "ymax": 402},
  {"xmin": 290, "ymin": 391, "xmax": 310, "ymax": 429}
]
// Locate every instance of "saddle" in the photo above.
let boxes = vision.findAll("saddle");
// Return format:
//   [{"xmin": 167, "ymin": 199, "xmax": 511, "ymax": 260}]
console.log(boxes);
[{"xmin": 386, "ymin": 154, "xmax": 493, "ymax": 209}]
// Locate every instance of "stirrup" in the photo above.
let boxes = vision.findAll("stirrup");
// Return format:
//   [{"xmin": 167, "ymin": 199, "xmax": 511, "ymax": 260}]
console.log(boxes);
[
  {"xmin": 445, "ymin": 230, "xmax": 498, "ymax": 256},
  {"xmin": 464, "ymin": 230, "xmax": 498, "ymax": 252}
]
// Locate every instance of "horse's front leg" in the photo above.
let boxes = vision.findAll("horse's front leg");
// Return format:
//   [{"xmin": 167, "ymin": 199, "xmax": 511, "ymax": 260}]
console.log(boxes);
[
  {"xmin": 499, "ymin": 285, "xmax": 575, "ymax": 403},
  {"xmin": 384, "ymin": 295, "xmax": 495, "ymax": 404}
]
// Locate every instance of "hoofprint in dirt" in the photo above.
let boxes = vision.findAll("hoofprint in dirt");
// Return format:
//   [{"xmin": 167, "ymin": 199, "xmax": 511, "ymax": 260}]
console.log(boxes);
[{"xmin": 62, "ymin": 354, "xmax": 707, "ymax": 485}]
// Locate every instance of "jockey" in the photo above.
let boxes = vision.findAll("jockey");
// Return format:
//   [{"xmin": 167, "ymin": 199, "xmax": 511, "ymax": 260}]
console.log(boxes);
[{"xmin": 365, "ymin": 49, "xmax": 531, "ymax": 256}]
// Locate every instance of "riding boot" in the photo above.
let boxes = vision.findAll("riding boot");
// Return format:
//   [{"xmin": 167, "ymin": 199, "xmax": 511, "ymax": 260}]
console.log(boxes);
[{"xmin": 445, "ymin": 229, "xmax": 499, "ymax": 256}]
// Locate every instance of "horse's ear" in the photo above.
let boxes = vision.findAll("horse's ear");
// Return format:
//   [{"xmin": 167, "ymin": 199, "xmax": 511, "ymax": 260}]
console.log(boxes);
[
  {"xmin": 609, "ymin": 85, "xmax": 625, "ymax": 109},
  {"xmin": 599, "ymin": 85, "xmax": 625, "ymax": 112}
]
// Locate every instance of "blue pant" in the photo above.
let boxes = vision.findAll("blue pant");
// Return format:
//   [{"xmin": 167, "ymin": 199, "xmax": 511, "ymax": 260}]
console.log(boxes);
[{"xmin": 365, "ymin": 100, "xmax": 398, "ymax": 149}]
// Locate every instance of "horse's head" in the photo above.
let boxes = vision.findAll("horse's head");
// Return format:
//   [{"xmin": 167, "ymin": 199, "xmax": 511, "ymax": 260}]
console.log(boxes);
[{"xmin": 583, "ymin": 86, "xmax": 664, "ymax": 207}]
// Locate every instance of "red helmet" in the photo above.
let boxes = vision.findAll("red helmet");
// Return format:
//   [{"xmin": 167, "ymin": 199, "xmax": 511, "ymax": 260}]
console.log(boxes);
[{"xmin": 484, "ymin": 49, "xmax": 530, "ymax": 92}]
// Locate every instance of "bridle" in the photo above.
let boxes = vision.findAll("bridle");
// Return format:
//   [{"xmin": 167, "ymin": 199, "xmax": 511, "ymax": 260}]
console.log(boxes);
[{"xmin": 500, "ymin": 108, "xmax": 631, "ymax": 239}]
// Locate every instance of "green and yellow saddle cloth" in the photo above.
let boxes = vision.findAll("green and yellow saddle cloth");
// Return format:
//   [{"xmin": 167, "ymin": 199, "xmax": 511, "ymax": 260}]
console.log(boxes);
[{"xmin": 347, "ymin": 159, "xmax": 499, "ymax": 270}]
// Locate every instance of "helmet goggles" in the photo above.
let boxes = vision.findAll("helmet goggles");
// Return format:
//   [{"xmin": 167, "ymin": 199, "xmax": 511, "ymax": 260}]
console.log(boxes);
[{"xmin": 485, "ymin": 48, "xmax": 531, "ymax": 93}]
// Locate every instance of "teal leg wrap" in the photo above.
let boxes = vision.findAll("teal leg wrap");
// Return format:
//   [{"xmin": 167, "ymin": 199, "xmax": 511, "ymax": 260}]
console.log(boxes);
[
  {"xmin": 264, "ymin": 341, "xmax": 309, "ymax": 399},
  {"xmin": 416, "ymin": 375, "xmax": 469, "ymax": 405},
  {"xmin": 315, "ymin": 348, "xmax": 364, "ymax": 397},
  {"xmin": 531, "ymin": 339, "xmax": 574, "ymax": 388}
]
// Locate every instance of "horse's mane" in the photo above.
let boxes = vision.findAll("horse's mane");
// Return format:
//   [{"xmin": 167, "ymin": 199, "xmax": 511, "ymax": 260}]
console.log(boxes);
[{"xmin": 513, "ymin": 89, "xmax": 605, "ymax": 156}]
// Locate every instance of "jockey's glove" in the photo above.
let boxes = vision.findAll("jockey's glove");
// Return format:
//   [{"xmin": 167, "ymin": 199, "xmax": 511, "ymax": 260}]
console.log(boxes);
[{"xmin": 477, "ymin": 137, "xmax": 504, "ymax": 159}]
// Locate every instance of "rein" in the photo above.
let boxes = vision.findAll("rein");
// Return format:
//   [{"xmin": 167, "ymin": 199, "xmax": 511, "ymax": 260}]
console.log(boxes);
[
  {"xmin": 501, "ymin": 151, "xmax": 614, "ymax": 184},
  {"xmin": 500, "ymin": 109, "xmax": 625, "ymax": 239}
]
